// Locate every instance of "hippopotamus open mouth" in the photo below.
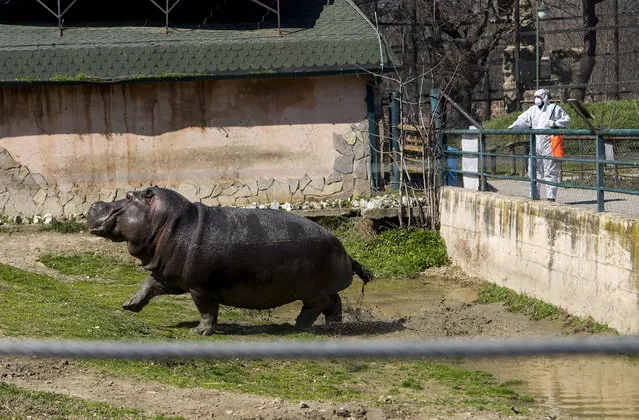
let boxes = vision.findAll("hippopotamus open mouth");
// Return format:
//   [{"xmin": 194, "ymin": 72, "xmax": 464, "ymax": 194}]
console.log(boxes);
[{"xmin": 87, "ymin": 186, "xmax": 374, "ymax": 336}]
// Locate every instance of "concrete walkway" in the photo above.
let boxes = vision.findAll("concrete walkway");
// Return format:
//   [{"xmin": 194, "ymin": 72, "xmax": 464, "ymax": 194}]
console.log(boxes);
[{"xmin": 485, "ymin": 178, "xmax": 639, "ymax": 217}]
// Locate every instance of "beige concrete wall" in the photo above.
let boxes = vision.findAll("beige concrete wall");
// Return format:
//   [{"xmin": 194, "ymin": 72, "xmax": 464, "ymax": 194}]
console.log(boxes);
[
  {"xmin": 440, "ymin": 187, "xmax": 639, "ymax": 334},
  {"xmin": 0, "ymin": 75, "xmax": 372, "ymax": 216}
]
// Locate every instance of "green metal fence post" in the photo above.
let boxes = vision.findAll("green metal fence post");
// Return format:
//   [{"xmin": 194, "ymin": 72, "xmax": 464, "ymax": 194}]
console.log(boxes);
[
  {"xmin": 596, "ymin": 134, "xmax": 605, "ymax": 212},
  {"xmin": 430, "ymin": 88, "xmax": 444, "ymax": 186},
  {"xmin": 529, "ymin": 133, "xmax": 538, "ymax": 200},
  {"xmin": 480, "ymin": 133, "xmax": 486, "ymax": 191}
]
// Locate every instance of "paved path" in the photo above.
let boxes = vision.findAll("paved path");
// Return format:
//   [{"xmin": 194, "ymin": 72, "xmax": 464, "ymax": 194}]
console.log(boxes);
[{"xmin": 485, "ymin": 178, "xmax": 639, "ymax": 217}]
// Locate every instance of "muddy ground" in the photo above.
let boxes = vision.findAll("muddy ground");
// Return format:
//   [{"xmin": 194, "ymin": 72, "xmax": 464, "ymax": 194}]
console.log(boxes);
[{"xmin": 0, "ymin": 230, "xmax": 578, "ymax": 419}]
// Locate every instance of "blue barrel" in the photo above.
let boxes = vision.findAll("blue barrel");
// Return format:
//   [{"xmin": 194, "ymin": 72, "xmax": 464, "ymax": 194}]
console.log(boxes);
[{"xmin": 447, "ymin": 146, "xmax": 459, "ymax": 186}]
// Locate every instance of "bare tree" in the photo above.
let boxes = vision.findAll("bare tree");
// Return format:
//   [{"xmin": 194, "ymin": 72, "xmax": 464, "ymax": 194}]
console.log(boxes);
[
  {"xmin": 355, "ymin": 0, "xmax": 512, "ymax": 116},
  {"xmin": 570, "ymin": 0, "xmax": 605, "ymax": 100}
]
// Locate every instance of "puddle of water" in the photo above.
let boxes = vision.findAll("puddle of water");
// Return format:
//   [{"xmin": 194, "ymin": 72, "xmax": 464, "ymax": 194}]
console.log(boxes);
[{"xmin": 462, "ymin": 355, "xmax": 639, "ymax": 418}]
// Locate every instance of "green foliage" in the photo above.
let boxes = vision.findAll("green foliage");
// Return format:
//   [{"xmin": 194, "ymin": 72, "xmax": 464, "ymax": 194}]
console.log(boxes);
[
  {"xmin": 49, "ymin": 73, "xmax": 90, "ymax": 82},
  {"xmin": 0, "ymin": 382, "xmax": 165, "ymax": 419},
  {"xmin": 318, "ymin": 218, "xmax": 449, "ymax": 278},
  {"xmin": 42, "ymin": 219, "xmax": 87, "ymax": 233},
  {"xmin": 476, "ymin": 283, "xmax": 558, "ymax": 320},
  {"xmin": 485, "ymin": 99, "xmax": 639, "ymax": 130},
  {"xmin": 14, "ymin": 76, "xmax": 41, "ymax": 83}
]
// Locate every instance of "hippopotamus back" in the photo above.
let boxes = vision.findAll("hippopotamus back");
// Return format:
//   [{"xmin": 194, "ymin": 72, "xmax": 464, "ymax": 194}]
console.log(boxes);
[{"xmin": 155, "ymin": 204, "xmax": 354, "ymax": 309}]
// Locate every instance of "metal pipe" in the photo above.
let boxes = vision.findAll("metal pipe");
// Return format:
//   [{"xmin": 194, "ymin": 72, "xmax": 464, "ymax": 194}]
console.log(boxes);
[
  {"xmin": 390, "ymin": 92, "xmax": 401, "ymax": 191},
  {"xmin": 596, "ymin": 134, "xmax": 605, "ymax": 211},
  {"xmin": 513, "ymin": 0, "xmax": 522, "ymax": 110},
  {"xmin": 530, "ymin": 133, "xmax": 538, "ymax": 200},
  {"xmin": 367, "ymin": 82, "xmax": 380, "ymax": 192},
  {"xmin": 535, "ymin": 0, "xmax": 540, "ymax": 90}
]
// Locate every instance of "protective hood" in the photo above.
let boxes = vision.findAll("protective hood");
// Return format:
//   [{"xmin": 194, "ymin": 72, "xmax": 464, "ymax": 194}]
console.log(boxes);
[{"xmin": 534, "ymin": 89, "xmax": 551, "ymax": 105}]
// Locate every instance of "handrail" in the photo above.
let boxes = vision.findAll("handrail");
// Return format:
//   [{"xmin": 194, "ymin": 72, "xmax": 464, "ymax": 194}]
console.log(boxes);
[{"xmin": 435, "ymin": 128, "xmax": 639, "ymax": 213}]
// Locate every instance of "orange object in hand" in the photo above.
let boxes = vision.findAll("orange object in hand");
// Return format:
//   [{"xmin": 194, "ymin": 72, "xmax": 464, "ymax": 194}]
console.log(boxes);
[{"xmin": 551, "ymin": 135, "xmax": 565, "ymax": 157}]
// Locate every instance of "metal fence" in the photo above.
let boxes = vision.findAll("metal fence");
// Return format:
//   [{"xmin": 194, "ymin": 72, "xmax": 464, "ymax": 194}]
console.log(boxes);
[
  {"xmin": 441, "ymin": 128, "xmax": 639, "ymax": 215},
  {"xmin": 1, "ymin": 336, "xmax": 639, "ymax": 360}
]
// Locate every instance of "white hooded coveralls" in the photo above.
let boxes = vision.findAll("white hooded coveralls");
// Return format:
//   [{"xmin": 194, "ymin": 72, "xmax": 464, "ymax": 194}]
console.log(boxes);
[{"xmin": 508, "ymin": 89, "xmax": 571, "ymax": 200}]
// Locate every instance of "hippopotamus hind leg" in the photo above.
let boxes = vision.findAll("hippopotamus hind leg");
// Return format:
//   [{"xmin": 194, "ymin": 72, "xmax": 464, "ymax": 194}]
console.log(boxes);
[
  {"xmin": 295, "ymin": 296, "xmax": 331, "ymax": 328},
  {"xmin": 189, "ymin": 290, "xmax": 220, "ymax": 336},
  {"xmin": 123, "ymin": 275, "xmax": 185, "ymax": 312},
  {"xmin": 322, "ymin": 293, "xmax": 343, "ymax": 324}
]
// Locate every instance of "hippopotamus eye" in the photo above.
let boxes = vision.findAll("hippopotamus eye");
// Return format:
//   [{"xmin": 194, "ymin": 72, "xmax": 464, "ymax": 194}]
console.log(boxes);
[{"xmin": 125, "ymin": 192, "xmax": 134, "ymax": 201}]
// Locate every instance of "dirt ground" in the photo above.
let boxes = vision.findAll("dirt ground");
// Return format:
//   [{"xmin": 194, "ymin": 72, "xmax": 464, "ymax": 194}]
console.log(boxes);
[{"xmin": 0, "ymin": 230, "xmax": 572, "ymax": 419}]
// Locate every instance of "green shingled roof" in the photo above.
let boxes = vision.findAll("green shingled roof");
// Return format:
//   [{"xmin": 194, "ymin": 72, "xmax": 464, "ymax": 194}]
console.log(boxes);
[{"xmin": 0, "ymin": 0, "xmax": 397, "ymax": 84}]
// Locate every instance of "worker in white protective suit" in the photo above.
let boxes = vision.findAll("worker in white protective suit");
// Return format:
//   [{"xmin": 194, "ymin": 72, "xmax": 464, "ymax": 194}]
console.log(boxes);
[{"xmin": 508, "ymin": 89, "xmax": 571, "ymax": 201}]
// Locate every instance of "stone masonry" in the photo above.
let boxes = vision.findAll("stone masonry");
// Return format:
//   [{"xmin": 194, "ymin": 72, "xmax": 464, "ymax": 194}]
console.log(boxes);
[{"xmin": 0, "ymin": 121, "xmax": 371, "ymax": 219}]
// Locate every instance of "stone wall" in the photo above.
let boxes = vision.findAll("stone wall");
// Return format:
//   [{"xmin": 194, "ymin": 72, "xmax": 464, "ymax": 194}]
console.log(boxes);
[
  {"xmin": 440, "ymin": 186, "xmax": 639, "ymax": 334},
  {"xmin": 0, "ymin": 75, "xmax": 372, "ymax": 218}
]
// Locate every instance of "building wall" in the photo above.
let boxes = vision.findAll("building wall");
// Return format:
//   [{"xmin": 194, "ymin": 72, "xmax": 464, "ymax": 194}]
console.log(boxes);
[
  {"xmin": 440, "ymin": 187, "xmax": 639, "ymax": 334},
  {"xmin": 0, "ymin": 75, "xmax": 372, "ymax": 217}
]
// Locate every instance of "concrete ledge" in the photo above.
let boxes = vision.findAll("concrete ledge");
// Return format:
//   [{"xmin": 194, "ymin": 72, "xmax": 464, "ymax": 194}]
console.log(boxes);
[{"xmin": 439, "ymin": 186, "xmax": 639, "ymax": 334}]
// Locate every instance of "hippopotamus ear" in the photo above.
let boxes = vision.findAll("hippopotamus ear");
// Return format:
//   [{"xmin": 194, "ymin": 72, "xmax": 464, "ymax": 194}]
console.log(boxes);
[{"xmin": 141, "ymin": 188, "xmax": 155, "ymax": 200}]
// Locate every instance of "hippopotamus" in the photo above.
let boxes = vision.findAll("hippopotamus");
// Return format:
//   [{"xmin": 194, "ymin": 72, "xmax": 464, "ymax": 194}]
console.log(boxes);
[{"xmin": 87, "ymin": 186, "xmax": 373, "ymax": 335}]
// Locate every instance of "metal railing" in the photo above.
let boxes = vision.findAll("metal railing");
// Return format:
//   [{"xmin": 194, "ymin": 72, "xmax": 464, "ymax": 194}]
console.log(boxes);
[
  {"xmin": 1, "ymin": 336, "xmax": 639, "ymax": 360},
  {"xmin": 440, "ymin": 128, "xmax": 639, "ymax": 213}
]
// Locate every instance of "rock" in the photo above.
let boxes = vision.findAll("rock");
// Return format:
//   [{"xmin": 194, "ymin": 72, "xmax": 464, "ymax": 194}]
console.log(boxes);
[
  {"xmin": 246, "ymin": 180, "xmax": 259, "ymax": 196},
  {"xmin": 299, "ymin": 174, "xmax": 312, "ymax": 190},
  {"xmin": 353, "ymin": 158, "xmax": 368, "ymax": 179},
  {"xmin": 177, "ymin": 183, "xmax": 199, "ymax": 201},
  {"xmin": 258, "ymin": 178, "xmax": 275, "ymax": 191},
  {"xmin": 323, "ymin": 181, "xmax": 343, "ymax": 196},
  {"xmin": 281, "ymin": 202, "xmax": 292, "ymax": 212},
  {"xmin": 284, "ymin": 178, "xmax": 297, "ymax": 194},
  {"xmin": 270, "ymin": 201, "xmax": 280, "ymax": 210},
  {"xmin": 334, "ymin": 154, "xmax": 354, "ymax": 174},
  {"xmin": 299, "ymin": 402, "xmax": 310, "ymax": 409},
  {"xmin": 333, "ymin": 133, "xmax": 352, "ymax": 155},
  {"xmin": 268, "ymin": 181, "xmax": 291, "ymax": 202},
  {"xmin": 210, "ymin": 184, "xmax": 224, "ymax": 198},
  {"xmin": 336, "ymin": 407, "xmax": 350, "ymax": 417},
  {"xmin": 0, "ymin": 148, "xmax": 20, "ymax": 170},
  {"xmin": 326, "ymin": 170, "xmax": 343, "ymax": 184},
  {"xmin": 234, "ymin": 185, "xmax": 253, "ymax": 198},
  {"xmin": 353, "ymin": 139, "xmax": 367, "ymax": 160}
]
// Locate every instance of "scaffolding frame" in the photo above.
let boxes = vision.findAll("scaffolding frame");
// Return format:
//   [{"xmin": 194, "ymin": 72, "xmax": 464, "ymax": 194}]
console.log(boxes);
[{"xmin": 31, "ymin": 0, "xmax": 282, "ymax": 36}]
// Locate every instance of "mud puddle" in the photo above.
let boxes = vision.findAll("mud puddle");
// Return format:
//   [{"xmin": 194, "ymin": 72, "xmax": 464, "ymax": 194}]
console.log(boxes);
[{"xmin": 462, "ymin": 355, "xmax": 639, "ymax": 418}]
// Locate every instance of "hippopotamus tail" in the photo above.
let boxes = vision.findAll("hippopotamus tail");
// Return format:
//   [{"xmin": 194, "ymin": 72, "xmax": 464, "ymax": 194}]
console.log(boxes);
[{"xmin": 350, "ymin": 257, "xmax": 374, "ymax": 285}]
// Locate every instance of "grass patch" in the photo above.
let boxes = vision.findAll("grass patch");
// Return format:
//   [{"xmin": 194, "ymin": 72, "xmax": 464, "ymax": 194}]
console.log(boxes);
[
  {"xmin": 0, "ymin": 382, "xmax": 168, "ymax": 419},
  {"xmin": 42, "ymin": 219, "xmax": 87, "ymax": 234},
  {"xmin": 39, "ymin": 252, "xmax": 146, "ymax": 282},
  {"xmin": 0, "ymin": 255, "xmax": 532, "ymax": 413},
  {"xmin": 476, "ymin": 283, "xmax": 558, "ymax": 321},
  {"xmin": 476, "ymin": 283, "xmax": 616, "ymax": 333},
  {"xmin": 316, "ymin": 217, "xmax": 450, "ymax": 277}
]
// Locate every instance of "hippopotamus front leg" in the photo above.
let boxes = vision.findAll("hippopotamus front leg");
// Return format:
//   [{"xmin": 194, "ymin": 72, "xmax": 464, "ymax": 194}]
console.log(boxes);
[
  {"xmin": 123, "ymin": 275, "xmax": 185, "ymax": 312},
  {"xmin": 189, "ymin": 290, "xmax": 220, "ymax": 336}
]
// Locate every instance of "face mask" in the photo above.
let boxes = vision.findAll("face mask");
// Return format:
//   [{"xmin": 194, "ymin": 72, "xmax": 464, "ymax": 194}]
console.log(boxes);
[{"xmin": 534, "ymin": 97, "xmax": 543, "ymax": 107}]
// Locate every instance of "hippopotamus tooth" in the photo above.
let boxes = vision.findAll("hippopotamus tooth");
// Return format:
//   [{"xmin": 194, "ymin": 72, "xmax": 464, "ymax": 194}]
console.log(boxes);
[{"xmin": 87, "ymin": 186, "xmax": 373, "ymax": 335}]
